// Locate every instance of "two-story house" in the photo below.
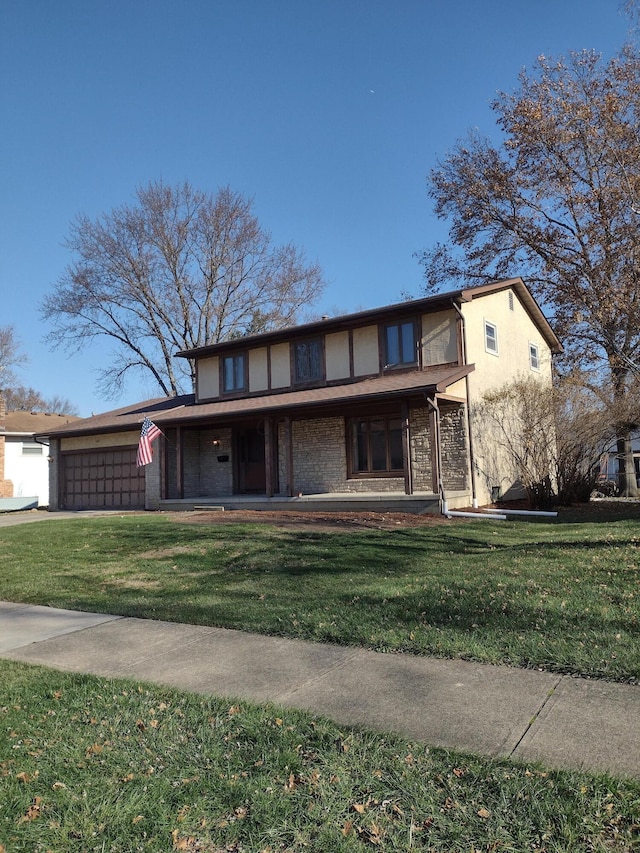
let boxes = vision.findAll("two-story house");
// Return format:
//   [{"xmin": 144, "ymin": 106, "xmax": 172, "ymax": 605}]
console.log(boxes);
[{"xmin": 41, "ymin": 278, "xmax": 562, "ymax": 514}]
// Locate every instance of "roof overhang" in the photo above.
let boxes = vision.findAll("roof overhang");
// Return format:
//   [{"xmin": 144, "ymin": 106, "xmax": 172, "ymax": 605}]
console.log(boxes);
[{"xmin": 38, "ymin": 365, "xmax": 474, "ymax": 440}]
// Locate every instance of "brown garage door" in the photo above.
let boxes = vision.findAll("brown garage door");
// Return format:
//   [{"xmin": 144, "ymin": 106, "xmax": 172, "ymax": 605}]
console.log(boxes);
[{"xmin": 61, "ymin": 448, "xmax": 145, "ymax": 510}]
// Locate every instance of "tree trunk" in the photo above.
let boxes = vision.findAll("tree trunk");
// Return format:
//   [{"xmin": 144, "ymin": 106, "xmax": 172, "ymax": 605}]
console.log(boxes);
[{"xmin": 616, "ymin": 434, "xmax": 639, "ymax": 497}]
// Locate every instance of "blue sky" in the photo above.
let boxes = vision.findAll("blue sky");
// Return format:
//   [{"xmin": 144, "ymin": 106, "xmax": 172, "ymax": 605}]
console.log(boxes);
[{"xmin": 0, "ymin": 0, "xmax": 632, "ymax": 416}]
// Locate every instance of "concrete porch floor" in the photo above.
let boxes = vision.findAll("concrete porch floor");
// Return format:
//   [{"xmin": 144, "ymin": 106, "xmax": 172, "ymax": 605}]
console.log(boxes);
[{"xmin": 158, "ymin": 491, "xmax": 471, "ymax": 514}]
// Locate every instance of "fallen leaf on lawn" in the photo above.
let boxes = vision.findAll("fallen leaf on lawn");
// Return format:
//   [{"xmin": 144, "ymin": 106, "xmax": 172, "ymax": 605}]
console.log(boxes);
[
  {"xmin": 356, "ymin": 823, "xmax": 385, "ymax": 845},
  {"xmin": 18, "ymin": 796, "xmax": 42, "ymax": 823},
  {"xmin": 351, "ymin": 802, "xmax": 367, "ymax": 814},
  {"xmin": 132, "ymin": 815, "xmax": 145, "ymax": 824},
  {"xmin": 16, "ymin": 771, "xmax": 39, "ymax": 783},
  {"xmin": 478, "ymin": 807, "xmax": 491, "ymax": 819},
  {"xmin": 283, "ymin": 773, "xmax": 298, "ymax": 791},
  {"xmin": 341, "ymin": 820, "xmax": 353, "ymax": 837},
  {"xmin": 52, "ymin": 781, "xmax": 67, "ymax": 790},
  {"xmin": 453, "ymin": 767, "xmax": 466, "ymax": 777},
  {"xmin": 86, "ymin": 743, "xmax": 103, "ymax": 755}
]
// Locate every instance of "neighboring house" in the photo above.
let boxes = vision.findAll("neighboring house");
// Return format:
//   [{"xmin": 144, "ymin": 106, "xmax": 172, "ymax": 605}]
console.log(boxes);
[
  {"xmin": 0, "ymin": 393, "xmax": 13, "ymax": 500},
  {"xmin": 41, "ymin": 278, "xmax": 562, "ymax": 513},
  {"xmin": 599, "ymin": 432, "xmax": 640, "ymax": 489},
  {"xmin": 2, "ymin": 410, "xmax": 80, "ymax": 507}
]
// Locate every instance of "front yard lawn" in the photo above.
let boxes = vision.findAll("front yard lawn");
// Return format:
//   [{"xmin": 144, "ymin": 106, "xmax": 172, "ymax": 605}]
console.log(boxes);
[
  {"xmin": 1, "ymin": 660, "xmax": 638, "ymax": 852},
  {"xmin": 0, "ymin": 508, "xmax": 638, "ymax": 682}
]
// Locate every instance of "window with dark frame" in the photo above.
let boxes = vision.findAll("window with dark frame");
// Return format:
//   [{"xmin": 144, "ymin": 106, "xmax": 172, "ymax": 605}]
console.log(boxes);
[
  {"xmin": 222, "ymin": 353, "xmax": 246, "ymax": 392},
  {"xmin": 384, "ymin": 321, "xmax": 417, "ymax": 368},
  {"xmin": 294, "ymin": 338, "xmax": 323, "ymax": 383},
  {"xmin": 349, "ymin": 416, "xmax": 404, "ymax": 476}
]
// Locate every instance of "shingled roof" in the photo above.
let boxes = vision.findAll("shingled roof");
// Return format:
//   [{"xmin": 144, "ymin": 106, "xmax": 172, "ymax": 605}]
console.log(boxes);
[
  {"xmin": 5, "ymin": 411, "xmax": 80, "ymax": 436},
  {"xmin": 36, "ymin": 364, "xmax": 474, "ymax": 439}
]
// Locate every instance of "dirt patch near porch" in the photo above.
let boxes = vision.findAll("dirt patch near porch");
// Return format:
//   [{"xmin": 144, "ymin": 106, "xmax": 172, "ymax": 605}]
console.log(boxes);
[
  {"xmin": 175, "ymin": 508, "xmax": 455, "ymax": 531},
  {"xmin": 168, "ymin": 499, "xmax": 640, "ymax": 531}
]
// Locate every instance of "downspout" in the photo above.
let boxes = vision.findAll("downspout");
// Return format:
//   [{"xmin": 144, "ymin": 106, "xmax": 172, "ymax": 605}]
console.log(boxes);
[
  {"xmin": 452, "ymin": 301, "xmax": 478, "ymax": 509},
  {"xmin": 426, "ymin": 396, "xmax": 447, "ymax": 515}
]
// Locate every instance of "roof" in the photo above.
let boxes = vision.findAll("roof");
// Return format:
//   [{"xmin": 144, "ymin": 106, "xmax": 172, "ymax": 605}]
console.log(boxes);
[
  {"xmin": 177, "ymin": 277, "xmax": 562, "ymax": 358},
  {"xmin": 4, "ymin": 411, "xmax": 81, "ymax": 437},
  {"xmin": 37, "ymin": 365, "xmax": 474, "ymax": 439}
]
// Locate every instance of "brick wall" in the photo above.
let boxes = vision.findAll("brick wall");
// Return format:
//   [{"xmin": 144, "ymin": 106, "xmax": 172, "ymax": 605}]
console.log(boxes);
[
  {"xmin": 145, "ymin": 449, "xmax": 162, "ymax": 510},
  {"xmin": 409, "ymin": 407, "xmax": 433, "ymax": 491},
  {"xmin": 279, "ymin": 416, "xmax": 410, "ymax": 495},
  {"xmin": 440, "ymin": 403, "xmax": 469, "ymax": 491},
  {"xmin": 198, "ymin": 428, "xmax": 233, "ymax": 496},
  {"xmin": 174, "ymin": 406, "xmax": 467, "ymax": 500},
  {"xmin": 181, "ymin": 427, "xmax": 233, "ymax": 498}
]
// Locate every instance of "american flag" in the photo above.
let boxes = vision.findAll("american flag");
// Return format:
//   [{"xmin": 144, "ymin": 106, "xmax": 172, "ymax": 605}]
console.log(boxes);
[{"xmin": 136, "ymin": 417, "xmax": 162, "ymax": 467}]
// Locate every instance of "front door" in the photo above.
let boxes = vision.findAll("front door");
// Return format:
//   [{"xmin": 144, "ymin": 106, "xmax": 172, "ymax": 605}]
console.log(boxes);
[{"xmin": 237, "ymin": 428, "xmax": 266, "ymax": 493}]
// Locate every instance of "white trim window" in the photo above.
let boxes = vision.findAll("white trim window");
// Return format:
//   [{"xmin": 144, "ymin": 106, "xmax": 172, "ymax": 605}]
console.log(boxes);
[
  {"xmin": 484, "ymin": 320, "xmax": 498, "ymax": 355},
  {"xmin": 529, "ymin": 342, "xmax": 540, "ymax": 371}
]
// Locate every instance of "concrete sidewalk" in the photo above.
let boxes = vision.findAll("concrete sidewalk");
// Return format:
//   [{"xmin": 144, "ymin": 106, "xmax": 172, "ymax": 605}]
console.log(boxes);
[{"xmin": 1, "ymin": 601, "xmax": 638, "ymax": 780}]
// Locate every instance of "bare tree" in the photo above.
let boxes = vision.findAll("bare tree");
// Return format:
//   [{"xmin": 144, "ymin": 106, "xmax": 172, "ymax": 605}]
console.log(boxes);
[
  {"xmin": 42, "ymin": 181, "xmax": 326, "ymax": 398},
  {"xmin": 420, "ymin": 48, "xmax": 640, "ymax": 495},
  {"xmin": 3, "ymin": 386, "xmax": 78, "ymax": 415},
  {"xmin": 0, "ymin": 325, "xmax": 28, "ymax": 390},
  {"xmin": 475, "ymin": 376, "xmax": 610, "ymax": 508}
]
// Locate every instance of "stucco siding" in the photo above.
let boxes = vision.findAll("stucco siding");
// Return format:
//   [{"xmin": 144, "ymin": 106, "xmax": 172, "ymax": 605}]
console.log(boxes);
[
  {"xmin": 60, "ymin": 431, "xmax": 140, "ymax": 451},
  {"xmin": 270, "ymin": 342, "xmax": 291, "ymax": 388},
  {"xmin": 249, "ymin": 347, "xmax": 269, "ymax": 392},
  {"xmin": 352, "ymin": 325, "xmax": 379, "ymax": 376},
  {"xmin": 197, "ymin": 356, "xmax": 219, "ymax": 400},
  {"xmin": 422, "ymin": 310, "xmax": 458, "ymax": 365},
  {"xmin": 462, "ymin": 288, "xmax": 553, "ymax": 400},
  {"xmin": 325, "ymin": 331, "xmax": 351, "ymax": 381}
]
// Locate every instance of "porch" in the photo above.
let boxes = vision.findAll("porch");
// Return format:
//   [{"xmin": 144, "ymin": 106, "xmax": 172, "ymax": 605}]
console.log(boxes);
[{"xmin": 157, "ymin": 490, "xmax": 471, "ymax": 514}]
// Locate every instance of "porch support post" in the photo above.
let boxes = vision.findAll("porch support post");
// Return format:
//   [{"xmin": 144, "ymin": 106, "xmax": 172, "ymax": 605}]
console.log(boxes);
[
  {"xmin": 264, "ymin": 416, "xmax": 273, "ymax": 497},
  {"xmin": 176, "ymin": 425, "xmax": 184, "ymax": 499},
  {"xmin": 283, "ymin": 416, "xmax": 294, "ymax": 496},
  {"xmin": 427, "ymin": 397, "xmax": 444, "ymax": 506},
  {"xmin": 401, "ymin": 400, "xmax": 412, "ymax": 495}
]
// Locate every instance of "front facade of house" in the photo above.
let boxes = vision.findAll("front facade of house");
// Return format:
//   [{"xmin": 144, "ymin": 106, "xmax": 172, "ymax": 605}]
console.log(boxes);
[{"xmin": 42, "ymin": 279, "xmax": 561, "ymax": 513}]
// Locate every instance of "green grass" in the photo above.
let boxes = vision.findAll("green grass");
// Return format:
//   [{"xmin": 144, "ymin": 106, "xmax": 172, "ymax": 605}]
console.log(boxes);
[
  {"xmin": 1, "ymin": 660, "xmax": 638, "ymax": 852},
  {"xmin": 0, "ymin": 509, "xmax": 639, "ymax": 681}
]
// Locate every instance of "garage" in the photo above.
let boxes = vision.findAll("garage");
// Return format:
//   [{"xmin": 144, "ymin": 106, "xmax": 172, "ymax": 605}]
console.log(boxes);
[{"xmin": 61, "ymin": 447, "xmax": 145, "ymax": 510}]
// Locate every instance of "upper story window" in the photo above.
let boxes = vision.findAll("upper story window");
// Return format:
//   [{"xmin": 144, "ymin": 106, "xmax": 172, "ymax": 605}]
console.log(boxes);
[
  {"xmin": 529, "ymin": 342, "xmax": 540, "ymax": 371},
  {"xmin": 294, "ymin": 338, "xmax": 323, "ymax": 384},
  {"xmin": 222, "ymin": 353, "xmax": 246, "ymax": 393},
  {"xmin": 484, "ymin": 321, "xmax": 498, "ymax": 355},
  {"xmin": 384, "ymin": 321, "xmax": 417, "ymax": 368}
]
